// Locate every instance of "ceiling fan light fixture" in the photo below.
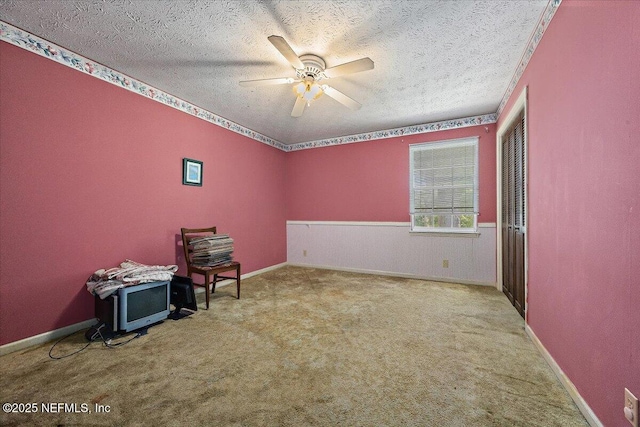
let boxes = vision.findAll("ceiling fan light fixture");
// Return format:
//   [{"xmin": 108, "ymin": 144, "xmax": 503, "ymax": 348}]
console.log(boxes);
[
  {"xmin": 293, "ymin": 81, "xmax": 323, "ymax": 105},
  {"xmin": 293, "ymin": 81, "xmax": 307, "ymax": 96}
]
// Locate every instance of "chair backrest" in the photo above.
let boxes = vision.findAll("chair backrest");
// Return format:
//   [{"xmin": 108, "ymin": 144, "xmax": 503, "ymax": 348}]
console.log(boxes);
[{"xmin": 181, "ymin": 226, "xmax": 217, "ymax": 267}]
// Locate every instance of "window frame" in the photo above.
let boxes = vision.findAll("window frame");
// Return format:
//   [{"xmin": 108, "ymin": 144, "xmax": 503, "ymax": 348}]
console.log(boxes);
[{"xmin": 409, "ymin": 137, "xmax": 479, "ymax": 234}]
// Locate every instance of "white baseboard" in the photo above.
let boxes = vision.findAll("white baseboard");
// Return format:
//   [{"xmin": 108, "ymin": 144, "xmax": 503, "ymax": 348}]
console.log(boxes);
[
  {"xmin": 0, "ymin": 262, "xmax": 289, "ymax": 356},
  {"xmin": 242, "ymin": 262, "xmax": 288, "ymax": 279},
  {"xmin": 287, "ymin": 262, "xmax": 496, "ymax": 287},
  {"xmin": 0, "ymin": 318, "xmax": 97, "ymax": 357},
  {"xmin": 210, "ymin": 262, "xmax": 288, "ymax": 290},
  {"xmin": 525, "ymin": 324, "xmax": 603, "ymax": 427}
]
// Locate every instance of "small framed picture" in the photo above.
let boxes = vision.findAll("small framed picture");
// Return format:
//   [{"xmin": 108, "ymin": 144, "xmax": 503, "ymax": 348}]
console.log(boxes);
[{"xmin": 182, "ymin": 158, "xmax": 203, "ymax": 186}]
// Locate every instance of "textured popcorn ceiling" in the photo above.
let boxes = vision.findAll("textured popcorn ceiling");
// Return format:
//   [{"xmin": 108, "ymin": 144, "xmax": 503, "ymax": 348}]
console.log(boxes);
[{"xmin": 0, "ymin": 0, "xmax": 548, "ymax": 145}]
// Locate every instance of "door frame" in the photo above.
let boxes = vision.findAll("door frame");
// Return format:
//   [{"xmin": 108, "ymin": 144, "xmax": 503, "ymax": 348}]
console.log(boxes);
[{"xmin": 496, "ymin": 86, "xmax": 529, "ymax": 319}]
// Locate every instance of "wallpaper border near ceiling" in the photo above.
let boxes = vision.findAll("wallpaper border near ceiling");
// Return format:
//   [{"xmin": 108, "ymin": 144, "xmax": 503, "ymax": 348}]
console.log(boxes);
[
  {"xmin": 0, "ymin": 21, "xmax": 288, "ymax": 151},
  {"xmin": 496, "ymin": 0, "xmax": 561, "ymax": 116},
  {"xmin": 283, "ymin": 114, "xmax": 497, "ymax": 151},
  {"xmin": 0, "ymin": 0, "xmax": 559, "ymax": 152}
]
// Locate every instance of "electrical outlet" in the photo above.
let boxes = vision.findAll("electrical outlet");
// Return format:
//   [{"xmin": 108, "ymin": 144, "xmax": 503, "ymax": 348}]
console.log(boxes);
[
  {"xmin": 303, "ymin": 250, "xmax": 307, "ymax": 257},
  {"xmin": 442, "ymin": 260, "xmax": 449, "ymax": 268},
  {"xmin": 625, "ymin": 388, "xmax": 639, "ymax": 427}
]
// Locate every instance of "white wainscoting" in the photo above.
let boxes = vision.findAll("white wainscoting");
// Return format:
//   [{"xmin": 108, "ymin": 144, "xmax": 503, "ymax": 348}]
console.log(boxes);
[{"xmin": 287, "ymin": 221, "xmax": 496, "ymax": 286}]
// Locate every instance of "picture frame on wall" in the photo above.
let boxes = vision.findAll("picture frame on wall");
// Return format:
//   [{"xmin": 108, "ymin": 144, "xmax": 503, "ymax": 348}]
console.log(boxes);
[{"xmin": 182, "ymin": 158, "xmax": 203, "ymax": 186}]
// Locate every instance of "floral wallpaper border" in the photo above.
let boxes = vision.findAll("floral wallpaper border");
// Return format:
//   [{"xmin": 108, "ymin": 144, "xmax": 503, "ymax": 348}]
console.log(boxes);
[
  {"xmin": 0, "ymin": 21, "xmax": 287, "ymax": 151},
  {"xmin": 1, "ymin": 0, "xmax": 559, "ymax": 152},
  {"xmin": 496, "ymin": 0, "xmax": 561, "ymax": 116},
  {"xmin": 284, "ymin": 114, "xmax": 498, "ymax": 151}
]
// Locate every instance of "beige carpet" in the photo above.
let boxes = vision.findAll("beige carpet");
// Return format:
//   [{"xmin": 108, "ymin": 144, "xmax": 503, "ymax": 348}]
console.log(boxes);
[{"xmin": 0, "ymin": 266, "xmax": 587, "ymax": 426}]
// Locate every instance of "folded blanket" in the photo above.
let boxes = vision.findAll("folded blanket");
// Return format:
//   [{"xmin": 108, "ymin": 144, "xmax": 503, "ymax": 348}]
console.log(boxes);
[{"xmin": 86, "ymin": 259, "xmax": 178, "ymax": 299}]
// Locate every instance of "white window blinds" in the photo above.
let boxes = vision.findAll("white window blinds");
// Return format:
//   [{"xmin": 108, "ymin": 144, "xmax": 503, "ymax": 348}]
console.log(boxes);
[{"xmin": 409, "ymin": 137, "xmax": 479, "ymax": 231}]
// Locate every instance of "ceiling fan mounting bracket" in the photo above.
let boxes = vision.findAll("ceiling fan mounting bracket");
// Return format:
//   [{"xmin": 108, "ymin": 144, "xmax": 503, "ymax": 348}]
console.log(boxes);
[{"xmin": 296, "ymin": 54, "xmax": 326, "ymax": 81}]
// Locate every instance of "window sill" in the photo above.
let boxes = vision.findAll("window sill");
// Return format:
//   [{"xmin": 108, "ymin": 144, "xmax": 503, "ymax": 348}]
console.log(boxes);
[{"xmin": 409, "ymin": 230, "xmax": 480, "ymax": 238}]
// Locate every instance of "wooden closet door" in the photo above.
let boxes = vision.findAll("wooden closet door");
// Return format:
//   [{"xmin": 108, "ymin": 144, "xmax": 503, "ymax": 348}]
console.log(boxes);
[
  {"xmin": 502, "ymin": 132, "xmax": 514, "ymax": 306},
  {"xmin": 502, "ymin": 113, "xmax": 525, "ymax": 317}
]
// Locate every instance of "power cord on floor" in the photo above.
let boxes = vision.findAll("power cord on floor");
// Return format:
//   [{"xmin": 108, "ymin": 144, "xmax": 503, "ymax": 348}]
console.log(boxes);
[
  {"xmin": 97, "ymin": 327, "xmax": 142, "ymax": 348},
  {"xmin": 48, "ymin": 333, "xmax": 92, "ymax": 360},
  {"xmin": 48, "ymin": 326, "xmax": 142, "ymax": 359}
]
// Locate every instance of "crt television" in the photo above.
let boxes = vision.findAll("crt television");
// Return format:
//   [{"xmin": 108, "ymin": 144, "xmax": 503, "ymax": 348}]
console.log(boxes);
[{"xmin": 117, "ymin": 281, "xmax": 171, "ymax": 332}]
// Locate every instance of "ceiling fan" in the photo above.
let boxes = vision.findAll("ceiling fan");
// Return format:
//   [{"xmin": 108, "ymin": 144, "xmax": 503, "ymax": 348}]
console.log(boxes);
[{"xmin": 240, "ymin": 35, "xmax": 374, "ymax": 117}]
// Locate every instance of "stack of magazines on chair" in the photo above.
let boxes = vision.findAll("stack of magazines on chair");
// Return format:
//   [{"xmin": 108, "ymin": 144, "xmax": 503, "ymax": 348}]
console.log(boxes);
[{"xmin": 189, "ymin": 234, "xmax": 234, "ymax": 267}]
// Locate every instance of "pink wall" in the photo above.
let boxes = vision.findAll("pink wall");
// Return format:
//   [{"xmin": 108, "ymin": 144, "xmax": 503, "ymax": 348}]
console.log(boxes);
[
  {"xmin": 4, "ymin": 5, "xmax": 637, "ymax": 424},
  {"xmin": 286, "ymin": 126, "xmax": 497, "ymax": 223},
  {"xmin": 0, "ymin": 42, "xmax": 287, "ymax": 345},
  {"xmin": 497, "ymin": 1, "xmax": 640, "ymax": 425}
]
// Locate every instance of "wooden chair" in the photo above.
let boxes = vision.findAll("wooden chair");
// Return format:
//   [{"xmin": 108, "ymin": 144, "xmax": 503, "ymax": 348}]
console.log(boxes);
[{"xmin": 180, "ymin": 227, "xmax": 240, "ymax": 309}]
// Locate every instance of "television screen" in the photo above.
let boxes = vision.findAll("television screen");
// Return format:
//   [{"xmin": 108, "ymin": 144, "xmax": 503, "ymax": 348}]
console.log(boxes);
[
  {"xmin": 127, "ymin": 285, "xmax": 169, "ymax": 322},
  {"xmin": 118, "ymin": 281, "xmax": 170, "ymax": 332}
]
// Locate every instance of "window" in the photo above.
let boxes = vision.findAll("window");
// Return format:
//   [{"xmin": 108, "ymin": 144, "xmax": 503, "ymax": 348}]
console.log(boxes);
[{"xmin": 409, "ymin": 137, "xmax": 479, "ymax": 232}]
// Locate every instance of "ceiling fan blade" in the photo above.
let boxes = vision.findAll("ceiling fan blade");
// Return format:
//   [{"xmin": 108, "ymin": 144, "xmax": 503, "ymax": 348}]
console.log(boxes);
[
  {"xmin": 323, "ymin": 57, "xmax": 374, "ymax": 79},
  {"xmin": 268, "ymin": 35, "xmax": 305, "ymax": 70},
  {"xmin": 239, "ymin": 77, "xmax": 296, "ymax": 87},
  {"xmin": 291, "ymin": 97, "xmax": 306, "ymax": 117},
  {"xmin": 322, "ymin": 85, "xmax": 362, "ymax": 110}
]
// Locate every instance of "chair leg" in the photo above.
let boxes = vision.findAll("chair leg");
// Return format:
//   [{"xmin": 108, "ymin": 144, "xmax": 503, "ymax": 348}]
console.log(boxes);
[
  {"xmin": 212, "ymin": 274, "xmax": 217, "ymax": 293},
  {"xmin": 205, "ymin": 271, "xmax": 211, "ymax": 310},
  {"xmin": 237, "ymin": 264, "xmax": 241, "ymax": 299}
]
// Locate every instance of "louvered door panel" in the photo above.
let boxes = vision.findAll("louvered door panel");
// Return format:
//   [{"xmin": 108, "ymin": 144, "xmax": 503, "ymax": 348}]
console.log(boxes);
[
  {"xmin": 501, "ymin": 136, "xmax": 511, "ymax": 303},
  {"xmin": 514, "ymin": 120, "xmax": 523, "ymax": 227},
  {"xmin": 520, "ymin": 115, "xmax": 526, "ymax": 228},
  {"xmin": 502, "ymin": 111, "xmax": 525, "ymax": 318}
]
